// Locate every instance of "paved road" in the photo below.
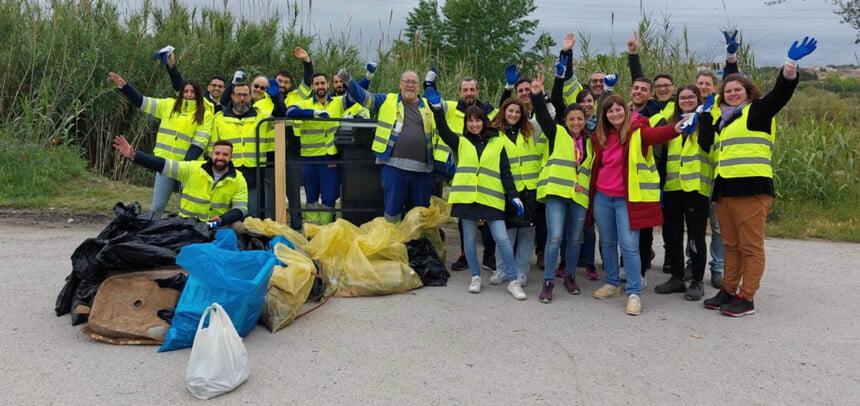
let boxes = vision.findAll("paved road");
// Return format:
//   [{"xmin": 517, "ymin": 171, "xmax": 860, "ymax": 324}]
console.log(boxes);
[{"xmin": 1, "ymin": 220, "xmax": 858, "ymax": 405}]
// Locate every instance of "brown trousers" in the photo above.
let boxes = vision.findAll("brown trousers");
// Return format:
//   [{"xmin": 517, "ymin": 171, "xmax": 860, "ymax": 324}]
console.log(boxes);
[{"xmin": 715, "ymin": 195, "xmax": 773, "ymax": 300}]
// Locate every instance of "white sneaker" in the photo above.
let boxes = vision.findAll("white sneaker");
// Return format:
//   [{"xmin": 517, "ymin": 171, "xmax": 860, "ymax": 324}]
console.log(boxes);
[
  {"xmin": 489, "ymin": 269, "xmax": 507, "ymax": 285},
  {"xmin": 516, "ymin": 272, "xmax": 528, "ymax": 287},
  {"xmin": 468, "ymin": 276, "xmax": 482, "ymax": 293},
  {"xmin": 507, "ymin": 281, "xmax": 527, "ymax": 300}
]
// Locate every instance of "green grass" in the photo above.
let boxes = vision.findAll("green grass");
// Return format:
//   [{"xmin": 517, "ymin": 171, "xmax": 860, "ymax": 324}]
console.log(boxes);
[{"xmin": 767, "ymin": 199, "xmax": 860, "ymax": 242}]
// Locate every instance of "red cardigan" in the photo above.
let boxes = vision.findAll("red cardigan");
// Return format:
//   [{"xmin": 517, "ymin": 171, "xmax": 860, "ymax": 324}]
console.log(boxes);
[{"xmin": 586, "ymin": 114, "xmax": 679, "ymax": 230}]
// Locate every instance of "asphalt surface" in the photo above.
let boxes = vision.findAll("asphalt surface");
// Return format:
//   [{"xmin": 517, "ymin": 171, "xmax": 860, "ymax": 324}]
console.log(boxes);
[{"xmin": 1, "ymin": 220, "xmax": 858, "ymax": 405}]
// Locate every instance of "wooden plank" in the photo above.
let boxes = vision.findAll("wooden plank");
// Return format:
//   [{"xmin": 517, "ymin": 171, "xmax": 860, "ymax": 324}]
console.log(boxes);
[{"xmin": 274, "ymin": 120, "xmax": 287, "ymax": 224}]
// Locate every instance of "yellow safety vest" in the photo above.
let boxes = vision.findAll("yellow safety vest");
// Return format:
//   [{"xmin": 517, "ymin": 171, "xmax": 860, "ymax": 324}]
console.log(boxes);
[
  {"xmin": 562, "ymin": 78, "xmax": 583, "ymax": 107},
  {"xmin": 627, "ymin": 128, "xmax": 661, "ymax": 202},
  {"xmin": 713, "ymin": 104, "xmax": 776, "ymax": 179},
  {"xmin": 161, "ymin": 159, "xmax": 248, "ymax": 220},
  {"xmin": 372, "ymin": 93, "xmax": 437, "ymax": 162},
  {"xmin": 448, "ymin": 136, "xmax": 507, "ymax": 211},
  {"xmin": 500, "ymin": 129, "xmax": 546, "ymax": 192},
  {"xmin": 536, "ymin": 125, "xmax": 594, "ymax": 208},
  {"xmin": 140, "ymin": 97, "xmax": 212, "ymax": 160},
  {"xmin": 664, "ymin": 129, "xmax": 714, "ymax": 197},
  {"xmin": 294, "ymin": 97, "xmax": 341, "ymax": 157},
  {"xmin": 207, "ymin": 107, "xmax": 270, "ymax": 168}
]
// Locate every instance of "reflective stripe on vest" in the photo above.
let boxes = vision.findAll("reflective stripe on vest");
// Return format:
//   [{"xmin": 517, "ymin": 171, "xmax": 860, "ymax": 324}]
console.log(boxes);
[
  {"xmin": 500, "ymin": 129, "xmax": 545, "ymax": 191},
  {"xmin": 536, "ymin": 125, "xmax": 594, "ymax": 208},
  {"xmin": 664, "ymin": 129, "xmax": 715, "ymax": 197},
  {"xmin": 627, "ymin": 128, "xmax": 661, "ymax": 202},
  {"xmin": 714, "ymin": 104, "xmax": 775, "ymax": 179},
  {"xmin": 373, "ymin": 94, "xmax": 437, "ymax": 163},
  {"xmin": 162, "ymin": 159, "xmax": 248, "ymax": 220},
  {"xmin": 448, "ymin": 137, "xmax": 507, "ymax": 210},
  {"xmin": 142, "ymin": 97, "xmax": 208, "ymax": 160},
  {"xmin": 210, "ymin": 109, "xmax": 268, "ymax": 167}
]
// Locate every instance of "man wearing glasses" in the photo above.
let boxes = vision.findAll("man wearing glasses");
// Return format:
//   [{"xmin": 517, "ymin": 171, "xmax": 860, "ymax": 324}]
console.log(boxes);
[{"xmin": 347, "ymin": 70, "xmax": 440, "ymax": 222}]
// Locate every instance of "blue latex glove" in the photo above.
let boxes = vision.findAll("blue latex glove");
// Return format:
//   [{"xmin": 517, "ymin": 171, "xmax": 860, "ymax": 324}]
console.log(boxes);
[
  {"xmin": 313, "ymin": 110, "xmax": 329, "ymax": 118},
  {"xmin": 424, "ymin": 86, "xmax": 442, "ymax": 109},
  {"xmin": 266, "ymin": 78, "xmax": 280, "ymax": 97},
  {"xmin": 680, "ymin": 113, "xmax": 699, "ymax": 135},
  {"xmin": 504, "ymin": 64, "xmax": 519, "ymax": 87},
  {"xmin": 604, "ymin": 73, "xmax": 618, "ymax": 91},
  {"xmin": 152, "ymin": 45, "xmax": 175, "ymax": 65},
  {"xmin": 788, "ymin": 36, "xmax": 818, "ymax": 61},
  {"xmin": 723, "ymin": 30, "xmax": 739, "ymax": 54},
  {"xmin": 444, "ymin": 154, "xmax": 456, "ymax": 179},
  {"xmin": 366, "ymin": 62, "xmax": 377, "ymax": 74},
  {"xmin": 555, "ymin": 54, "xmax": 569, "ymax": 78},
  {"xmin": 511, "ymin": 197, "xmax": 525, "ymax": 217},
  {"xmin": 697, "ymin": 94, "xmax": 716, "ymax": 114},
  {"xmin": 206, "ymin": 220, "xmax": 220, "ymax": 229}
]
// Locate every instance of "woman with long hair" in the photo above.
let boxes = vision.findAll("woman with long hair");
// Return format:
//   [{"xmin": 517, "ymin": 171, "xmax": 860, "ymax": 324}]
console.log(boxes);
[
  {"xmin": 588, "ymin": 94, "xmax": 684, "ymax": 315},
  {"xmin": 425, "ymin": 88, "xmax": 527, "ymax": 300},
  {"xmin": 108, "ymin": 72, "xmax": 211, "ymax": 217},
  {"xmin": 487, "ymin": 97, "xmax": 544, "ymax": 288}
]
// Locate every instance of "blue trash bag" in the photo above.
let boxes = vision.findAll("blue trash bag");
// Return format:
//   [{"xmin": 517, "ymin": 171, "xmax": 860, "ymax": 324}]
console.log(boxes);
[{"xmin": 159, "ymin": 230, "xmax": 276, "ymax": 352}]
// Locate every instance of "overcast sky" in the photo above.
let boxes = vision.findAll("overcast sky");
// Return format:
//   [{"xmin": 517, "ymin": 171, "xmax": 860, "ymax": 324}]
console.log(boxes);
[{"xmin": 123, "ymin": 0, "xmax": 857, "ymax": 66}]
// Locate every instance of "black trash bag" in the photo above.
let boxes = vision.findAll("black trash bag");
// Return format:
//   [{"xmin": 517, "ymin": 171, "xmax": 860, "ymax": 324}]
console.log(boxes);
[
  {"xmin": 237, "ymin": 232, "xmax": 272, "ymax": 251},
  {"xmin": 407, "ymin": 238, "xmax": 449, "ymax": 286},
  {"xmin": 54, "ymin": 202, "xmax": 214, "ymax": 324}
]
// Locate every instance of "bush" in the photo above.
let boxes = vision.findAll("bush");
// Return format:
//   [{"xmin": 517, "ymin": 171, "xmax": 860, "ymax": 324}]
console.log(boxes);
[{"xmin": 0, "ymin": 135, "xmax": 86, "ymax": 206}]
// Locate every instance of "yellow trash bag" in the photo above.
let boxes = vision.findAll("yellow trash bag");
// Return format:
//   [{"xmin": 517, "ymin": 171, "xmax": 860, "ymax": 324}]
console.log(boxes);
[
  {"xmin": 397, "ymin": 196, "xmax": 451, "ymax": 242},
  {"xmin": 242, "ymin": 217, "xmax": 309, "ymax": 249},
  {"xmin": 260, "ymin": 243, "xmax": 317, "ymax": 332},
  {"xmin": 304, "ymin": 218, "xmax": 422, "ymax": 297}
]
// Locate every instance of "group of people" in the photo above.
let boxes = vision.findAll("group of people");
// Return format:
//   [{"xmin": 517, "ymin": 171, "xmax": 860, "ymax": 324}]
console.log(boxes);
[{"xmin": 108, "ymin": 29, "xmax": 818, "ymax": 317}]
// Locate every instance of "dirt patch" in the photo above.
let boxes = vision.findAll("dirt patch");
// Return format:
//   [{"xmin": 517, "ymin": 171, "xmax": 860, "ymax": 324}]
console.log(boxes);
[{"xmin": 0, "ymin": 208, "xmax": 111, "ymax": 228}]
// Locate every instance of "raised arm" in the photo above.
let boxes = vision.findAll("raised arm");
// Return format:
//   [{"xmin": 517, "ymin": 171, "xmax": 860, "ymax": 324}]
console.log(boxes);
[
  {"xmin": 346, "ymin": 80, "xmax": 386, "ymax": 112},
  {"xmin": 108, "ymin": 72, "xmax": 143, "ymax": 108},
  {"xmin": 499, "ymin": 64, "xmax": 518, "ymax": 106},
  {"xmin": 425, "ymin": 87, "xmax": 460, "ymax": 151},
  {"xmin": 529, "ymin": 73, "xmax": 558, "ymax": 149},
  {"xmin": 627, "ymin": 31, "xmax": 645, "ymax": 81},
  {"xmin": 722, "ymin": 30, "xmax": 740, "ymax": 78},
  {"xmin": 749, "ymin": 37, "xmax": 813, "ymax": 122}
]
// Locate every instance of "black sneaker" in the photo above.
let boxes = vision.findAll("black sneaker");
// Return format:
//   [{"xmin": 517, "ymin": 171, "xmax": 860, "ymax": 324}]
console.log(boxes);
[
  {"xmin": 721, "ymin": 296, "xmax": 755, "ymax": 317},
  {"xmin": 654, "ymin": 277, "xmax": 687, "ymax": 294},
  {"xmin": 451, "ymin": 253, "xmax": 468, "ymax": 271},
  {"xmin": 703, "ymin": 290, "xmax": 734, "ymax": 310},
  {"xmin": 684, "ymin": 281, "xmax": 704, "ymax": 301},
  {"xmin": 482, "ymin": 254, "xmax": 496, "ymax": 271}
]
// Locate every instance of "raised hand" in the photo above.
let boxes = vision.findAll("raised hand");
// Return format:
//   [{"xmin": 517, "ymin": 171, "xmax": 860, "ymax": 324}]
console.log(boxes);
[
  {"xmin": 107, "ymin": 72, "xmax": 126, "ymax": 88},
  {"xmin": 562, "ymin": 32, "xmax": 575, "ymax": 51},
  {"xmin": 152, "ymin": 45, "xmax": 175, "ymax": 66},
  {"xmin": 366, "ymin": 62, "xmax": 377, "ymax": 74},
  {"xmin": 293, "ymin": 47, "xmax": 310, "ymax": 62},
  {"xmin": 555, "ymin": 54, "xmax": 569, "ymax": 78},
  {"xmin": 266, "ymin": 78, "xmax": 280, "ymax": 97},
  {"xmin": 532, "ymin": 72, "xmax": 545, "ymax": 95},
  {"xmin": 505, "ymin": 64, "xmax": 519, "ymax": 87},
  {"xmin": 604, "ymin": 73, "xmax": 618, "ymax": 91},
  {"xmin": 112, "ymin": 135, "xmax": 135, "ymax": 159},
  {"xmin": 232, "ymin": 70, "xmax": 245, "ymax": 84},
  {"xmin": 627, "ymin": 31, "xmax": 640, "ymax": 54},
  {"xmin": 723, "ymin": 30, "xmax": 740, "ymax": 55},
  {"xmin": 424, "ymin": 86, "xmax": 443, "ymax": 109},
  {"xmin": 697, "ymin": 94, "xmax": 715, "ymax": 113},
  {"xmin": 788, "ymin": 36, "xmax": 818, "ymax": 61}
]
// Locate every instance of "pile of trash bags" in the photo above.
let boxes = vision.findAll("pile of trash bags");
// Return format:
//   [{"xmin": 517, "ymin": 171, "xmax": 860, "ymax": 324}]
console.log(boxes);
[
  {"xmin": 58, "ymin": 196, "xmax": 452, "ymax": 346},
  {"xmin": 55, "ymin": 202, "xmax": 213, "ymax": 325}
]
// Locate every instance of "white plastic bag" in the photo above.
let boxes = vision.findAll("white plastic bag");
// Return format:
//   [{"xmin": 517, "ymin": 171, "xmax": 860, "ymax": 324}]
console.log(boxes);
[{"xmin": 185, "ymin": 303, "xmax": 250, "ymax": 400}]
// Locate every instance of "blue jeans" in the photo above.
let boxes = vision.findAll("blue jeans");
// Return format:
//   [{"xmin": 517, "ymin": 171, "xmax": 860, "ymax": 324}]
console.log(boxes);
[
  {"xmin": 593, "ymin": 192, "xmax": 642, "ymax": 295},
  {"xmin": 496, "ymin": 226, "xmax": 535, "ymax": 281},
  {"xmin": 462, "ymin": 219, "xmax": 517, "ymax": 279},
  {"xmin": 578, "ymin": 224, "xmax": 596, "ymax": 266},
  {"xmin": 543, "ymin": 196, "xmax": 586, "ymax": 281},
  {"xmin": 150, "ymin": 172, "xmax": 176, "ymax": 218},
  {"xmin": 381, "ymin": 165, "xmax": 433, "ymax": 221}
]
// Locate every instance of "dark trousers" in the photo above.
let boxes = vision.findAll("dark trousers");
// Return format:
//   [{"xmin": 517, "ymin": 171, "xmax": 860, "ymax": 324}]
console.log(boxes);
[
  {"xmin": 639, "ymin": 227, "xmax": 653, "ymax": 275},
  {"xmin": 534, "ymin": 201, "xmax": 547, "ymax": 255},
  {"xmin": 662, "ymin": 191, "xmax": 709, "ymax": 283},
  {"xmin": 458, "ymin": 218, "xmax": 496, "ymax": 258}
]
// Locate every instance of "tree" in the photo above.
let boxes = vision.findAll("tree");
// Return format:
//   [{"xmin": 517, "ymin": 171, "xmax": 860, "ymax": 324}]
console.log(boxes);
[{"xmin": 404, "ymin": 0, "xmax": 538, "ymax": 85}]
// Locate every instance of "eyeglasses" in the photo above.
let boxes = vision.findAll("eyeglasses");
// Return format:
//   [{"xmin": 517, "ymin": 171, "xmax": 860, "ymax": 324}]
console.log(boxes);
[
  {"xmin": 654, "ymin": 83, "xmax": 673, "ymax": 89},
  {"xmin": 589, "ymin": 79, "xmax": 604, "ymax": 83},
  {"xmin": 252, "ymin": 84, "xmax": 267, "ymax": 90},
  {"xmin": 400, "ymin": 80, "xmax": 419, "ymax": 85},
  {"xmin": 679, "ymin": 95, "xmax": 698, "ymax": 101}
]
